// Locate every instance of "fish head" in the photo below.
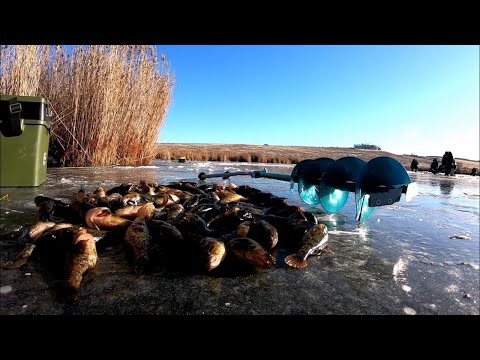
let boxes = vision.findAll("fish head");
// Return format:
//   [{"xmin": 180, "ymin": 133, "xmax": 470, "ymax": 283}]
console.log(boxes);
[
  {"xmin": 311, "ymin": 224, "xmax": 328, "ymax": 237},
  {"xmin": 236, "ymin": 221, "xmax": 252, "ymax": 238},
  {"xmin": 94, "ymin": 187, "xmax": 106, "ymax": 198},
  {"xmin": 228, "ymin": 238, "xmax": 276, "ymax": 270},
  {"xmin": 201, "ymin": 238, "xmax": 226, "ymax": 271},
  {"xmin": 304, "ymin": 224, "xmax": 329, "ymax": 249},
  {"xmin": 77, "ymin": 186, "xmax": 86, "ymax": 198}
]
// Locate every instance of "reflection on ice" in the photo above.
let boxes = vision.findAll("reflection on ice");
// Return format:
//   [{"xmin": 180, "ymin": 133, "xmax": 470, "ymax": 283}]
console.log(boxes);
[
  {"xmin": 393, "ymin": 258, "xmax": 408, "ymax": 284},
  {"xmin": 403, "ymin": 306, "xmax": 416, "ymax": 315},
  {"xmin": 329, "ymin": 228, "xmax": 368, "ymax": 238}
]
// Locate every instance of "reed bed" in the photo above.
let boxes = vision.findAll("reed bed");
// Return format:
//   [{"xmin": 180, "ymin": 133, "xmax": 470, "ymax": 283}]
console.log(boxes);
[
  {"xmin": 0, "ymin": 45, "xmax": 174, "ymax": 166},
  {"xmin": 156, "ymin": 143, "xmax": 480, "ymax": 175}
]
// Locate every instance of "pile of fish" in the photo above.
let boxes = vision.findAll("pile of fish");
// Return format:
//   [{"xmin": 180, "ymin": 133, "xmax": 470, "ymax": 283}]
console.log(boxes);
[{"xmin": 1, "ymin": 180, "xmax": 330, "ymax": 300}]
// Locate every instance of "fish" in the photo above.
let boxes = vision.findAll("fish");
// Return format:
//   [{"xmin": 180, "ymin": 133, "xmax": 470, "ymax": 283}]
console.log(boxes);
[
  {"xmin": 182, "ymin": 194, "xmax": 201, "ymax": 210},
  {"xmin": 122, "ymin": 192, "xmax": 141, "ymax": 207},
  {"xmin": 284, "ymin": 223, "xmax": 329, "ymax": 269},
  {"xmin": 235, "ymin": 220, "xmax": 278, "ymax": 250},
  {"xmin": 68, "ymin": 196, "xmax": 96, "ymax": 224},
  {"xmin": 0, "ymin": 244, "xmax": 36, "ymax": 269},
  {"xmin": 124, "ymin": 218, "xmax": 150, "ymax": 271},
  {"xmin": 207, "ymin": 204, "xmax": 242, "ymax": 228},
  {"xmin": 50, "ymin": 223, "xmax": 74, "ymax": 232},
  {"xmin": 189, "ymin": 203, "xmax": 220, "ymax": 223},
  {"xmin": 34, "ymin": 195, "xmax": 69, "ymax": 222},
  {"xmin": 28, "ymin": 221, "xmax": 56, "ymax": 240},
  {"xmin": 173, "ymin": 212, "xmax": 216, "ymax": 241},
  {"xmin": 65, "ymin": 228, "xmax": 98, "ymax": 300},
  {"xmin": 216, "ymin": 189, "xmax": 248, "ymax": 205},
  {"xmin": 93, "ymin": 186, "xmax": 106, "ymax": 198},
  {"xmin": 136, "ymin": 180, "xmax": 153, "ymax": 194},
  {"xmin": 147, "ymin": 219, "xmax": 185, "ymax": 263},
  {"xmin": 106, "ymin": 193, "xmax": 123, "ymax": 202},
  {"xmin": 77, "ymin": 186, "xmax": 86, "ymax": 200},
  {"xmin": 137, "ymin": 203, "xmax": 156, "ymax": 221},
  {"xmin": 83, "ymin": 228, "xmax": 109, "ymax": 243},
  {"xmin": 226, "ymin": 237, "xmax": 276, "ymax": 270},
  {"xmin": 152, "ymin": 193, "xmax": 170, "ymax": 209},
  {"xmin": 85, "ymin": 207, "xmax": 132, "ymax": 230},
  {"xmin": 115, "ymin": 205, "xmax": 143, "ymax": 219},
  {"xmin": 35, "ymin": 224, "xmax": 107, "ymax": 243},
  {"xmin": 206, "ymin": 192, "xmax": 221, "ymax": 203},
  {"xmin": 168, "ymin": 181, "xmax": 206, "ymax": 196},
  {"xmin": 166, "ymin": 203, "xmax": 184, "ymax": 221},
  {"xmin": 166, "ymin": 193, "xmax": 181, "ymax": 206},
  {"xmin": 234, "ymin": 187, "xmax": 285, "ymax": 207},
  {"xmin": 106, "ymin": 183, "xmax": 133, "ymax": 196},
  {"xmin": 196, "ymin": 237, "xmax": 226, "ymax": 271}
]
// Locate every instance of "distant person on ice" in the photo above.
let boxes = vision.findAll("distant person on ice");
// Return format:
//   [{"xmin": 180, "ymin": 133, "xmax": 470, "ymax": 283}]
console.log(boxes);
[
  {"xmin": 430, "ymin": 158, "xmax": 439, "ymax": 173},
  {"xmin": 445, "ymin": 151, "xmax": 455, "ymax": 176},
  {"xmin": 441, "ymin": 152, "xmax": 448, "ymax": 173},
  {"xmin": 410, "ymin": 158, "xmax": 419, "ymax": 172},
  {"xmin": 471, "ymin": 168, "xmax": 478, "ymax": 176},
  {"xmin": 440, "ymin": 151, "xmax": 455, "ymax": 176}
]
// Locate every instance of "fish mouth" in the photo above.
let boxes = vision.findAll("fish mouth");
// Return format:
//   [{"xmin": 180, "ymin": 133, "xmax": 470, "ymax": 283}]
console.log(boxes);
[{"xmin": 208, "ymin": 255, "xmax": 224, "ymax": 270}]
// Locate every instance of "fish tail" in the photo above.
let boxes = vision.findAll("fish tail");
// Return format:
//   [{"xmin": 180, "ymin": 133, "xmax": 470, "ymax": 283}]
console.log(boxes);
[
  {"xmin": 64, "ymin": 284, "xmax": 80, "ymax": 303},
  {"xmin": 7, "ymin": 258, "xmax": 29, "ymax": 269},
  {"xmin": 0, "ymin": 244, "xmax": 35, "ymax": 269},
  {"xmin": 0, "ymin": 260, "xmax": 18, "ymax": 269},
  {"xmin": 284, "ymin": 254, "xmax": 308, "ymax": 269}
]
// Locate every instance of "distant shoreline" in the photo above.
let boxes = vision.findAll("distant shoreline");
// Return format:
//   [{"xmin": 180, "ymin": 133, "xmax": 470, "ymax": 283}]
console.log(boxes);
[{"xmin": 156, "ymin": 143, "xmax": 479, "ymax": 175}]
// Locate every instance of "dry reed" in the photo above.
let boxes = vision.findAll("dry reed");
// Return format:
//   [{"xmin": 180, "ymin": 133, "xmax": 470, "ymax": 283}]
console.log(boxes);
[
  {"xmin": 155, "ymin": 143, "xmax": 480, "ymax": 174},
  {"xmin": 0, "ymin": 45, "xmax": 174, "ymax": 166}
]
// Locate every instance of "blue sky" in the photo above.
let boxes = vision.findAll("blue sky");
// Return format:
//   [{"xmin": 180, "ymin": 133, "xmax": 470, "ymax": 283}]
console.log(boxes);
[{"xmin": 156, "ymin": 45, "xmax": 479, "ymax": 161}]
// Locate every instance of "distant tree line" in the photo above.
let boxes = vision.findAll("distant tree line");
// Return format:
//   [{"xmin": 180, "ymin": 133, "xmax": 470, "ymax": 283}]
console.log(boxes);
[{"xmin": 353, "ymin": 143, "xmax": 382, "ymax": 150}]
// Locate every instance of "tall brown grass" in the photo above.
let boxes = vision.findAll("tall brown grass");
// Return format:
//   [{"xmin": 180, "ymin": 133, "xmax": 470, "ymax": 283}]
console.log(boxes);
[
  {"xmin": 0, "ymin": 45, "xmax": 174, "ymax": 166},
  {"xmin": 156, "ymin": 143, "xmax": 480, "ymax": 174},
  {"xmin": 157, "ymin": 145, "xmax": 302, "ymax": 164}
]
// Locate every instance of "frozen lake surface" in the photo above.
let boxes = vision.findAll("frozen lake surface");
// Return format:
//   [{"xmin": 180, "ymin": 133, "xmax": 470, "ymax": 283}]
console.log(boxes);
[{"xmin": 1, "ymin": 160, "xmax": 478, "ymax": 315}]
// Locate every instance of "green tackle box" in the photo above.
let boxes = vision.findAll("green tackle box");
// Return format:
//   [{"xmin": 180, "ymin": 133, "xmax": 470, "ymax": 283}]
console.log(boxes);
[{"xmin": 0, "ymin": 95, "xmax": 51, "ymax": 187}]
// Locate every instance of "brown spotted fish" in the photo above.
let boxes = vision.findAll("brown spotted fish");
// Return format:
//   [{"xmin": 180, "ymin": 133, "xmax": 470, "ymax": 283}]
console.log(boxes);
[
  {"xmin": 34, "ymin": 195, "xmax": 69, "ymax": 222},
  {"xmin": 196, "ymin": 237, "xmax": 226, "ymax": 271},
  {"xmin": 122, "ymin": 192, "xmax": 141, "ymax": 207},
  {"xmin": 166, "ymin": 203, "xmax": 184, "ymax": 221},
  {"xmin": 93, "ymin": 186, "xmax": 106, "ymax": 198},
  {"xmin": 284, "ymin": 224, "xmax": 329, "ymax": 269},
  {"xmin": 216, "ymin": 189, "xmax": 248, "ymax": 205},
  {"xmin": 115, "ymin": 205, "xmax": 143, "ymax": 219},
  {"xmin": 227, "ymin": 237, "xmax": 276, "ymax": 270},
  {"xmin": 65, "ymin": 228, "xmax": 98, "ymax": 298},
  {"xmin": 236, "ymin": 220, "xmax": 278, "ymax": 250},
  {"xmin": 124, "ymin": 217, "xmax": 150, "ymax": 271},
  {"xmin": 137, "ymin": 203, "xmax": 156, "ymax": 221}
]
